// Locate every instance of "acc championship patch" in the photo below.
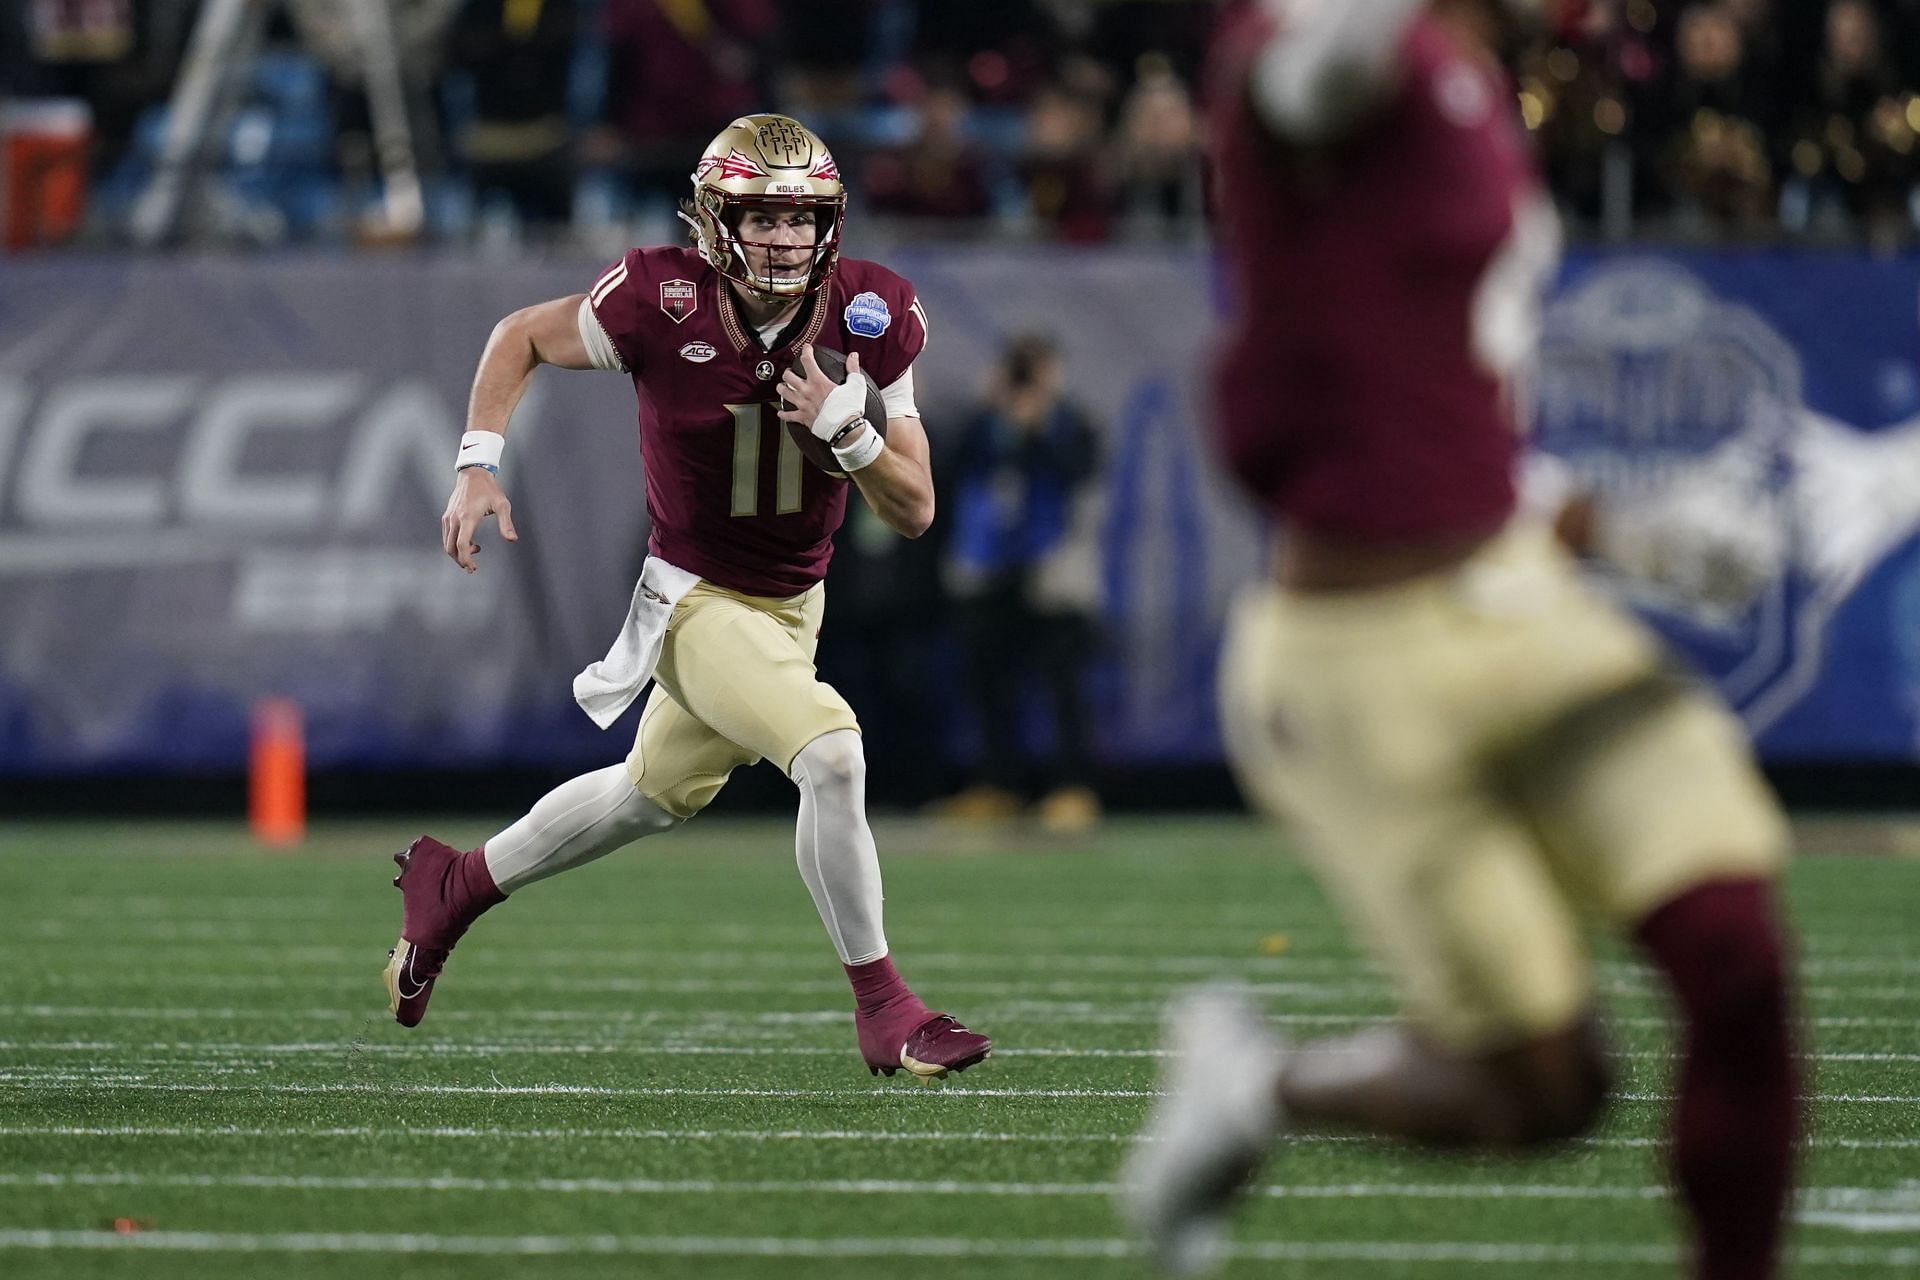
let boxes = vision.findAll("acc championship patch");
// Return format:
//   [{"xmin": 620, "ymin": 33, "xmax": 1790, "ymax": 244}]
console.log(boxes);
[
  {"xmin": 659, "ymin": 278, "xmax": 698, "ymax": 324},
  {"xmin": 844, "ymin": 291, "xmax": 891, "ymax": 338}
]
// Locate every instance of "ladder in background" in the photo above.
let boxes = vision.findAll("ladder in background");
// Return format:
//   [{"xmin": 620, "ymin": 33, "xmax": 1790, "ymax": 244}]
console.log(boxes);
[{"xmin": 131, "ymin": 0, "xmax": 425, "ymax": 246}]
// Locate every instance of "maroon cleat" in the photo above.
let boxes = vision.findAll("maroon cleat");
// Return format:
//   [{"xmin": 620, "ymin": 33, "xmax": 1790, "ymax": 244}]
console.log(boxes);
[
  {"xmin": 858, "ymin": 1001, "xmax": 992, "ymax": 1081},
  {"xmin": 383, "ymin": 835, "xmax": 503, "ymax": 1027}
]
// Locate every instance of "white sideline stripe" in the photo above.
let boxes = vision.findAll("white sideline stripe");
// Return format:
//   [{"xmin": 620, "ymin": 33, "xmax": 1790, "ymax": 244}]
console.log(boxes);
[
  {"xmin": 0, "ymin": 1230, "xmax": 1912, "ymax": 1267},
  {"xmin": 8, "ymin": 1040, "xmax": 1920, "ymax": 1066},
  {"xmin": 3, "ymin": 1124, "xmax": 1917, "ymax": 1151},
  {"xmin": 1, "ymin": 1076, "xmax": 1915, "ymax": 1104},
  {"xmin": 6, "ymin": 1003, "xmax": 1918, "ymax": 1033},
  {"xmin": 0, "ymin": 1079, "xmax": 1154, "ymax": 1099}
]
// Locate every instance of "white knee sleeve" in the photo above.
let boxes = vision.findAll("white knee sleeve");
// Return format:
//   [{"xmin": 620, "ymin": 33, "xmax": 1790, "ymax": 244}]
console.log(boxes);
[
  {"xmin": 482, "ymin": 763, "xmax": 678, "ymax": 894},
  {"xmin": 789, "ymin": 729, "xmax": 888, "ymax": 965}
]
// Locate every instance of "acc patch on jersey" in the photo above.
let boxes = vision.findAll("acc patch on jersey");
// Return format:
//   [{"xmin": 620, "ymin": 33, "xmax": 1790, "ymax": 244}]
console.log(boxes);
[
  {"xmin": 679, "ymin": 341, "xmax": 716, "ymax": 363},
  {"xmin": 660, "ymin": 278, "xmax": 699, "ymax": 324},
  {"xmin": 844, "ymin": 291, "xmax": 891, "ymax": 338}
]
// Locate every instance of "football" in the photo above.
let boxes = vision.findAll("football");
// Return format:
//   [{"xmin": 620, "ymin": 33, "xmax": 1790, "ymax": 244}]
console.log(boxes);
[{"xmin": 784, "ymin": 345, "xmax": 889, "ymax": 477}]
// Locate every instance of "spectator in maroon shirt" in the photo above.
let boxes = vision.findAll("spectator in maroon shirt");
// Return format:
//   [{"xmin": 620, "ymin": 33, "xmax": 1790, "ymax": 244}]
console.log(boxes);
[
  {"xmin": 863, "ymin": 84, "xmax": 995, "ymax": 221},
  {"xmin": 1017, "ymin": 80, "xmax": 1113, "ymax": 242},
  {"xmin": 593, "ymin": 0, "xmax": 775, "ymax": 200}
]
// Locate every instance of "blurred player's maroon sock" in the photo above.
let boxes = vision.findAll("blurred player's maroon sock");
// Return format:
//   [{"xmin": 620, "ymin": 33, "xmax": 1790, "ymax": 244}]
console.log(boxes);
[
  {"xmin": 1636, "ymin": 879, "xmax": 1797, "ymax": 1280},
  {"xmin": 844, "ymin": 955, "xmax": 916, "ymax": 1014}
]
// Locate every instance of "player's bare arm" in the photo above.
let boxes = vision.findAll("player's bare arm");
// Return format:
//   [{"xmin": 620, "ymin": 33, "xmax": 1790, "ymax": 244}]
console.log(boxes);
[
  {"xmin": 444, "ymin": 294, "xmax": 599, "ymax": 573},
  {"xmin": 848, "ymin": 414, "xmax": 934, "ymax": 538},
  {"xmin": 777, "ymin": 344, "xmax": 935, "ymax": 539}
]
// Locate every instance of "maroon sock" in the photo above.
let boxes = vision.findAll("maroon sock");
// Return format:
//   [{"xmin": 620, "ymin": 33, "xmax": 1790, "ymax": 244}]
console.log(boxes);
[
  {"xmin": 1636, "ymin": 879, "xmax": 1798, "ymax": 1280},
  {"xmin": 843, "ymin": 955, "xmax": 916, "ymax": 1017},
  {"xmin": 453, "ymin": 847, "xmax": 507, "ymax": 916}
]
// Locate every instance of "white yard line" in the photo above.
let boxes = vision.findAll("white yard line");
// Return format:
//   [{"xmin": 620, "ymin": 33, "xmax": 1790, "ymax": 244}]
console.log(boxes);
[
  {"xmin": 0, "ymin": 1125, "xmax": 1114, "ymax": 1143},
  {"xmin": 2, "ymin": 1124, "xmax": 1917, "ymax": 1150},
  {"xmin": 0, "ymin": 1229, "xmax": 1911, "ymax": 1267},
  {"xmin": 19, "ymin": 971, "xmax": 1911, "ymax": 1003},
  {"xmin": 0, "ymin": 1079, "xmax": 1154, "ymax": 1099},
  {"xmin": 1802, "ymin": 1213, "xmax": 1920, "ymax": 1233},
  {"xmin": 6, "ymin": 1040, "xmax": 1920, "ymax": 1064},
  {"xmin": 4, "ymin": 1003, "xmax": 1917, "ymax": 1033},
  {"xmin": 0, "ymin": 1076, "xmax": 1915, "ymax": 1104},
  {"xmin": 0, "ymin": 1171, "xmax": 1674, "ymax": 1200},
  {"xmin": 10, "ymin": 937, "xmax": 1915, "ymax": 981},
  {"xmin": 24, "ymin": 973, "xmax": 1407, "ymax": 999},
  {"xmin": 5, "ymin": 1171, "xmax": 1912, "ymax": 1217}
]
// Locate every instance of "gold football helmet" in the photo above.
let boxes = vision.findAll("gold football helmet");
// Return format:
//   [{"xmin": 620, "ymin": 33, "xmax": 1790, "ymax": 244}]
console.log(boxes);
[{"xmin": 683, "ymin": 114, "xmax": 846, "ymax": 298}]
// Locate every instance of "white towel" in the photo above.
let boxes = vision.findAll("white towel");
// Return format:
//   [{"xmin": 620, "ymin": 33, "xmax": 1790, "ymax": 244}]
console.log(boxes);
[{"xmin": 571, "ymin": 557, "xmax": 702, "ymax": 729}]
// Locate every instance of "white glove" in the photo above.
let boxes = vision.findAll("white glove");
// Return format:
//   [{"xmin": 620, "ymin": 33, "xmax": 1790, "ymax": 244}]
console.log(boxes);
[{"xmin": 1592, "ymin": 443, "xmax": 1786, "ymax": 612}]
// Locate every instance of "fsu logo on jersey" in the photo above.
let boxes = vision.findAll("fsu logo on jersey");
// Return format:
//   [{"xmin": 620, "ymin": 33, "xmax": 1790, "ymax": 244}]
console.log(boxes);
[
  {"xmin": 659, "ymin": 279, "xmax": 699, "ymax": 324},
  {"xmin": 754, "ymin": 359, "xmax": 777, "ymax": 382}
]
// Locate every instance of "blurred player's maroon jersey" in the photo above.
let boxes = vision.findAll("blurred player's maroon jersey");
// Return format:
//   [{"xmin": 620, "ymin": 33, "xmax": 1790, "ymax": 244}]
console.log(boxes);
[
  {"xmin": 588, "ymin": 247, "xmax": 926, "ymax": 596},
  {"xmin": 1207, "ymin": 6, "xmax": 1556, "ymax": 541}
]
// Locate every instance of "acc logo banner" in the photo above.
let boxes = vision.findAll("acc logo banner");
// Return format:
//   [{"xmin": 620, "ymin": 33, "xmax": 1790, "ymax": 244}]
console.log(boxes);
[
  {"xmin": 659, "ymin": 279, "xmax": 698, "ymax": 324},
  {"xmin": 678, "ymin": 342, "xmax": 716, "ymax": 363},
  {"xmin": 844, "ymin": 291, "xmax": 890, "ymax": 338}
]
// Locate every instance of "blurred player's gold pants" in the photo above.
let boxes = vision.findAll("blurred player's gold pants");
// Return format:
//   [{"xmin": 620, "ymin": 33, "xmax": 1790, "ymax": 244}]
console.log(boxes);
[
  {"xmin": 626, "ymin": 580, "xmax": 858, "ymax": 818},
  {"xmin": 1220, "ymin": 520, "xmax": 1787, "ymax": 1052}
]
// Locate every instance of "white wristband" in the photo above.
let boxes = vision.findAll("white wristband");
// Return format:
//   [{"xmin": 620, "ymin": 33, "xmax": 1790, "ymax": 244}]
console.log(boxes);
[
  {"xmin": 832, "ymin": 421, "xmax": 885, "ymax": 473},
  {"xmin": 456, "ymin": 430, "xmax": 504, "ymax": 474}
]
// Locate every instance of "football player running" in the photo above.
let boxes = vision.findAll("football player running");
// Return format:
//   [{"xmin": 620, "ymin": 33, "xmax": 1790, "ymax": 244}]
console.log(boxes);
[
  {"xmin": 384, "ymin": 114, "xmax": 989, "ymax": 1081},
  {"xmin": 1122, "ymin": 2, "xmax": 1798, "ymax": 1275}
]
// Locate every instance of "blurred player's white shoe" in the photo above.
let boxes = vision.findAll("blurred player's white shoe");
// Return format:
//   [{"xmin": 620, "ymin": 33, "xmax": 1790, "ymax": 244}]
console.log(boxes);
[{"xmin": 1120, "ymin": 984, "xmax": 1285, "ymax": 1276}]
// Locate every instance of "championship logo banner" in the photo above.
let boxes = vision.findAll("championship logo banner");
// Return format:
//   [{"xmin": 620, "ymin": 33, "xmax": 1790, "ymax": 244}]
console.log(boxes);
[{"xmin": 1538, "ymin": 258, "xmax": 1920, "ymax": 748}]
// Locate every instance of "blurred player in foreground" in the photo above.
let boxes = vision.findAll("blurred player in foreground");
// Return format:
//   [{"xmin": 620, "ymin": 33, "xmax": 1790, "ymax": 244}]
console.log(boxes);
[
  {"xmin": 1122, "ymin": 1, "xmax": 1799, "ymax": 1274},
  {"xmin": 383, "ymin": 114, "xmax": 989, "ymax": 1081}
]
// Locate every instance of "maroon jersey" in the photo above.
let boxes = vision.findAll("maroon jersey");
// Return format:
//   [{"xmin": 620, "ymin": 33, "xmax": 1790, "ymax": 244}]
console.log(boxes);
[
  {"xmin": 587, "ymin": 247, "xmax": 926, "ymax": 596},
  {"xmin": 1207, "ymin": 8, "xmax": 1556, "ymax": 542}
]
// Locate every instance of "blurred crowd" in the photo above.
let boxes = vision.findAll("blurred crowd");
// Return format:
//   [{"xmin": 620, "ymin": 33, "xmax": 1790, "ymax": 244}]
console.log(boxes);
[
  {"xmin": 1529, "ymin": 0, "xmax": 1920, "ymax": 245},
  {"xmin": 4, "ymin": 0, "xmax": 1920, "ymax": 250}
]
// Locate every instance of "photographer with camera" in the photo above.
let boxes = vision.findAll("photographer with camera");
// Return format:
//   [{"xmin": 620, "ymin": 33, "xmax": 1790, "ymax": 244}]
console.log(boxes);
[{"xmin": 934, "ymin": 332, "xmax": 1106, "ymax": 835}]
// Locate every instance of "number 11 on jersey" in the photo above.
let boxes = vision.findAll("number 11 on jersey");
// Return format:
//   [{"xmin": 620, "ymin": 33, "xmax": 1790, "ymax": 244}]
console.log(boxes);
[{"xmin": 728, "ymin": 403, "xmax": 806, "ymax": 517}]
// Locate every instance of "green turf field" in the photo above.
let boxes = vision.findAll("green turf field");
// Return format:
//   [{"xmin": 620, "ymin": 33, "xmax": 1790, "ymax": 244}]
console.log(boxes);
[{"xmin": 0, "ymin": 816, "xmax": 1915, "ymax": 1279}]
